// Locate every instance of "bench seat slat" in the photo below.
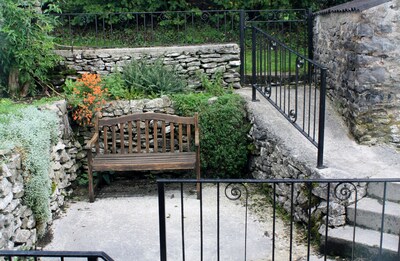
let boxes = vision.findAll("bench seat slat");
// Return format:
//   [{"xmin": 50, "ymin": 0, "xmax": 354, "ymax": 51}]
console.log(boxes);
[{"xmin": 92, "ymin": 152, "xmax": 196, "ymax": 171}]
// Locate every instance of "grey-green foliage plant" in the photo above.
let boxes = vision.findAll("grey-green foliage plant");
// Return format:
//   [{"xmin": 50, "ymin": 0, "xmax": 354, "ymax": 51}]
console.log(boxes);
[
  {"xmin": 121, "ymin": 58, "xmax": 187, "ymax": 97},
  {"xmin": 0, "ymin": 106, "xmax": 58, "ymax": 234},
  {"xmin": 0, "ymin": 0, "xmax": 60, "ymax": 97}
]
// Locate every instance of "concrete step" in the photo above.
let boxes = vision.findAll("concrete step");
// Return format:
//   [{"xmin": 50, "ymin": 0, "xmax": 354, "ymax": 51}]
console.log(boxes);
[
  {"xmin": 321, "ymin": 225, "xmax": 399, "ymax": 260},
  {"xmin": 368, "ymin": 182, "xmax": 400, "ymax": 202},
  {"xmin": 347, "ymin": 197, "xmax": 400, "ymax": 234}
]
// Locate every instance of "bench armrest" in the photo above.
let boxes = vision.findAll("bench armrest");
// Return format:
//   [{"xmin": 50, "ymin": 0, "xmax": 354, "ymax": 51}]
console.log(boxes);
[{"xmin": 85, "ymin": 133, "xmax": 99, "ymax": 150}]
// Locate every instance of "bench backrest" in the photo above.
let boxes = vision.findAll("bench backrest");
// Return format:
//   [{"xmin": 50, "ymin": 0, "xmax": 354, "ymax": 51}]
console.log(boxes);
[{"xmin": 92, "ymin": 112, "xmax": 199, "ymax": 155}]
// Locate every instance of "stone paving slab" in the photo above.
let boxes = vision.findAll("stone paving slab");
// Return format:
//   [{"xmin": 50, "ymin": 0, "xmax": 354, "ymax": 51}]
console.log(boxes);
[{"xmin": 43, "ymin": 182, "xmax": 327, "ymax": 261}]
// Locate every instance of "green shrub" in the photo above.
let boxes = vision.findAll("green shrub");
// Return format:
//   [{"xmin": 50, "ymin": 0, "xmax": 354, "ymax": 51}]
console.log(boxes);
[
  {"xmin": 173, "ymin": 91, "xmax": 250, "ymax": 178},
  {"xmin": 0, "ymin": 0, "xmax": 60, "ymax": 97},
  {"xmin": 0, "ymin": 106, "xmax": 58, "ymax": 235},
  {"xmin": 122, "ymin": 58, "xmax": 187, "ymax": 97},
  {"xmin": 103, "ymin": 72, "xmax": 129, "ymax": 99}
]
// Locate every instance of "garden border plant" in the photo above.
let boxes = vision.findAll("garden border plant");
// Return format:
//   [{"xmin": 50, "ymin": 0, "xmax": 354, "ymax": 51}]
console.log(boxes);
[{"xmin": 0, "ymin": 101, "xmax": 59, "ymax": 236}]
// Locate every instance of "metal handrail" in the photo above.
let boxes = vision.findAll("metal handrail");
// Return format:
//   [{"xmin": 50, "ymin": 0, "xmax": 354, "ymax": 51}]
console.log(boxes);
[{"xmin": 250, "ymin": 25, "xmax": 327, "ymax": 167}]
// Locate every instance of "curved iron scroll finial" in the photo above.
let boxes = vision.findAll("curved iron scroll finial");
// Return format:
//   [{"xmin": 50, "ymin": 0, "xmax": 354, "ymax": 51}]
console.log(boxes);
[
  {"xmin": 270, "ymin": 41, "xmax": 277, "ymax": 51},
  {"xmin": 289, "ymin": 109, "xmax": 297, "ymax": 123},
  {"xmin": 296, "ymin": 57, "xmax": 304, "ymax": 69},
  {"xmin": 264, "ymin": 85, "xmax": 272, "ymax": 98},
  {"xmin": 201, "ymin": 11, "xmax": 210, "ymax": 21},
  {"xmin": 225, "ymin": 183, "xmax": 248, "ymax": 201},
  {"xmin": 334, "ymin": 182, "xmax": 358, "ymax": 203}
]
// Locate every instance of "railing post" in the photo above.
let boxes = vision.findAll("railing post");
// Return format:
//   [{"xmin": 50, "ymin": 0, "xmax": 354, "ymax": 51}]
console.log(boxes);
[
  {"xmin": 239, "ymin": 10, "xmax": 245, "ymax": 85},
  {"xmin": 251, "ymin": 26, "xmax": 257, "ymax": 101},
  {"xmin": 158, "ymin": 182, "xmax": 167, "ymax": 261},
  {"xmin": 317, "ymin": 68, "xmax": 327, "ymax": 168},
  {"xmin": 307, "ymin": 8, "xmax": 314, "ymax": 61}
]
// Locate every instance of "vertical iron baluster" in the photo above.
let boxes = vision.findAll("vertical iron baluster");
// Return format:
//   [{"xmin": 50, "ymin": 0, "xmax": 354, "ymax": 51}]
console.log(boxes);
[
  {"xmin": 288, "ymin": 52, "xmax": 292, "ymax": 115},
  {"xmin": 351, "ymin": 185, "xmax": 358, "ymax": 261},
  {"xmin": 379, "ymin": 182, "xmax": 387, "ymax": 259},
  {"xmin": 251, "ymin": 27, "xmax": 257, "ymax": 101},
  {"xmin": 244, "ymin": 185, "xmax": 249, "ymax": 261},
  {"xmin": 158, "ymin": 182, "xmax": 167, "ymax": 261},
  {"xmin": 313, "ymin": 67, "xmax": 317, "ymax": 142},
  {"xmin": 217, "ymin": 183, "xmax": 220, "ymax": 261},
  {"xmin": 200, "ymin": 183, "xmax": 203, "ymax": 261},
  {"xmin": 294, "ymin": 57, "xmax": 299, "ymax": 124},
  {"xmin": 102, "ymin": 17, "xmax": 105, "ymax": 47},
  {"xmin": 95, "ymin": 15, "xmax": 98, "ymax": 48},
  {"xmin": 68, "ymin": 15, "xmax": 72, "ymax": 48},
  {"xmin": 239, "ymin": 10, "xmax": 245, "ymax": 84},
  {"xmin": 274, "ymin": 41, "xmax": 278, "ymax": 103},
  {"xmin": 317, "ymin": 68, "xmax": 327, "ymax": 168},
  {"xmin": 184, "ymin": 12, "xmax": 187, "ymax": 32},
  {"xmin": 307, "ymin": 182, "xmax": 312, "ymax": 261},
  {"xmin": 302, "ymin": 61, "xmax": 307, "ymax": 132},
  {"xmin": 150, "ymin": 13, "xmax": 154, "ymax": 42},
  {"xmin": 289, "ymin": 183, "xmax": 294, "ymax": 261},
  {"xmin": 224, "ymin": 11, "xmax": 227, "ymax": 36},
  {"xmin": 259, "ymin": 33, "xmax": 262, "ymax": 88},
  {"xmin": 180, "ymin": 183, "xmax": 186, "ymax": 261},
  {"xmin": 136, "ymin": 13, "xmax": 139, "ymax": 35},
  {"xmin": 279, "ymin": 45, "xmax": 282, "ymax": 109},
  {"xmin": 272, "ymin": 183, "xmax": 276, "ymax": 261},
  {"xmin": 324, "ymin": 183, "xmax": 330, "ymax": 261},
  {"xmin": 308, "ymin": 63, "xmax": 312, "ymax": 136}
]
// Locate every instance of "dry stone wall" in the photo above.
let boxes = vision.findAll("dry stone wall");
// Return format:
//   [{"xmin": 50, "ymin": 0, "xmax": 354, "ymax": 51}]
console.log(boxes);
[
  {"xmin": 313, "ymin": 1, "xmax": 400, "ymax": 147},
  {"xmin": 0, "ymin": 100, "xmax": 80, "ymax": 250},
  {"xmin": 248, "ymin": 116, "xmax": 366, "ymax": 230},
  {"xmin": 55, "ymin": 44, "xmax": 241, "ymax": 89}
]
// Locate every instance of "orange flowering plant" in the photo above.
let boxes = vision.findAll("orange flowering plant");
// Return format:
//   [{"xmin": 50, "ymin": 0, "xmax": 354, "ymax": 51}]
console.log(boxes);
[{"xmin": 64, "ymin": 73, "xmax": 109, "ymax": 126}]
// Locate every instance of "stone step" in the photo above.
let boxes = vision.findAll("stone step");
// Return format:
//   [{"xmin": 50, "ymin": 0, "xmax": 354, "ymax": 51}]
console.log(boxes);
[
  {"xmin": 321, "ymin": 225, "xmax": 399, "ymax": 260},
  {"xmin": 368, "ymin": 182, "xmax": 400, "ymax": 202},
  {"xmin": 347, "ymin": 197, "xmax": 400, "ymax": 234}
]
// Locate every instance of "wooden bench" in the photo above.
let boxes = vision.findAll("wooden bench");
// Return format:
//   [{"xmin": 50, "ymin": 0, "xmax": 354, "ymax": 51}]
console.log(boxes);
[{"xmin": 85, "ymin": 112, "xmax": 200, "ymax": 202}]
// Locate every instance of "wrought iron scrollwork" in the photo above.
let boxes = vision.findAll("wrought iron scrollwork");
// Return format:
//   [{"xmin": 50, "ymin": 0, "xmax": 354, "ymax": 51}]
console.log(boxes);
[
  {"xmin": 201, "ymin": 11, "xmax": 210, "ymax": 21},
  {"xmin": 270, "ymin": 41, "xmax": 277, "ymax": 51},
  {"xmin": 225, "ymin": 183, "xmax": 248, "ymax": 201},
  {"xmin": 159, "ymin": 12, "xmax": 168, "ymax": 21},
  {"xmin": 264, "ymin": 85, "xmax": 272, "ymax": 98},
  {"xmin": 289, "ymin": 109, "xmax": 297, "ymax": 123},
  {"xmin": 334, "ymin": 182, "xmax": 358, "ymax": 203},
  {"xmin": 296, "ymin": 57, "xmax": 304, "ymax": 69}
]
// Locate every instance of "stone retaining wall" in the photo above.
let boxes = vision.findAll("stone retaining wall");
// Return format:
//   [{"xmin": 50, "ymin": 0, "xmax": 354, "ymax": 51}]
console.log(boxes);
[
  {"xmin": 55, "ymin": 44, "xmax": 241, "ymax": 89},
  {"xmin": 248, "ymin": 116, "xmax": 366, "ymax": 229},
  {"xmin": 313, "ymin": 1, "xmax": 400, "ymax": 147},
  {"xmin": 0, "ymin": 100, "xmax": 80, "ymax": 249}
]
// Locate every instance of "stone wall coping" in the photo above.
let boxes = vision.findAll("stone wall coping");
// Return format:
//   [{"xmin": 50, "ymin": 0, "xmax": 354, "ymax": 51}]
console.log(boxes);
[{"xmin": 55, "ymin": 43, "xmax": 240, "ymax": 58}]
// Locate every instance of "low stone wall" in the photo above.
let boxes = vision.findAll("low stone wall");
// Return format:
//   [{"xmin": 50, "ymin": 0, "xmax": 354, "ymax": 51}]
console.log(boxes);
[
  {"xmin": 313, "ymin": 1, "xmax": 400, "ymax": 147},
  {"xmin": 0, "ymin": 100, "xmax": 80, "ymax": 249},
  {"xmin": 55, "ymin": 44, "xmax": 241, "ymax": 89}
]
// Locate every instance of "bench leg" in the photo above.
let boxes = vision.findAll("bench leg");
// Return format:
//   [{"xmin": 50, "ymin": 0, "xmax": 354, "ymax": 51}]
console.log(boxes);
[{"xmin": 88, "ymin": 166, "xmax": 95, "ymax": 203}]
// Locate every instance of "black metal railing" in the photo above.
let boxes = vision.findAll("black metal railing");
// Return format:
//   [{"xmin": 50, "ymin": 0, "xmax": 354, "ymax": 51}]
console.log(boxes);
[
  {"xmin": 250, "ymin": 25, "xmax": 327, "ymax": 168},
  {"xmin": 158, "ymin": 179, "xmax": 400, "ymax": 261},
  {"xmin": 0, "ymin": 250, "xmax": 114, "ymax": 260},
  {"xmin": 239, "ymin": 9, "xmax": 312, "ymax": 83}
]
